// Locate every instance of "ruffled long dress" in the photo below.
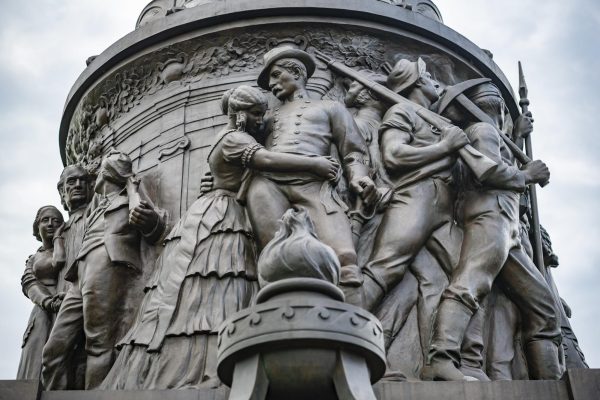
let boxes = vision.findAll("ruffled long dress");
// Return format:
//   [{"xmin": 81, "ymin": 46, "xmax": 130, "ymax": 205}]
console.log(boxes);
[{"xmin": 102, "ymin": 129, "xmax": 262, "ymax": 389}]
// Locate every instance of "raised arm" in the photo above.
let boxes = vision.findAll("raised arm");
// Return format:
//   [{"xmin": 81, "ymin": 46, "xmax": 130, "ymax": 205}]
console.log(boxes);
[
  {"xmin": 380, "ymin": 128, "xmax": 455, "ymax": 172},
  {"xmin": 379, "ymin": 106, "xmax": 467, "ymax": 174},
  {"xmin": 467, "ymin": 123, "xmax": 527, "ymax": 191}
]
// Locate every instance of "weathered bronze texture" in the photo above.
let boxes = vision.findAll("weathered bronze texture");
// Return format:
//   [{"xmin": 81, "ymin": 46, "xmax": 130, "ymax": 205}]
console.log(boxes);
[
  {"xmin": 101, "ymin": 86, "xmax": 342, "ymax": 390},
  {"xmin": 8, "ymin": 0, "xmax": 590, "ymax": 396},
  {"xmin": 217, "ymin": 209, "xmax": 385, "ymax": 400},
  {"xmin": 42, "ymin": 152, "xmax": 167, "ymax": 390},
  {"xmin": 17, "ymin": 206, "xmax": 65, "ymax": 381}
]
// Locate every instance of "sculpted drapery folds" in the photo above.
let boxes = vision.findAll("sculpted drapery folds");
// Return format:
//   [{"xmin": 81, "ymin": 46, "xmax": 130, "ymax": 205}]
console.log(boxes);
[
  {"xmin": 246, "ymin": 45, "xmax": 379, "ymax": 288},
  {"xmin": 10, "ymin": 0, "xmax": 592, "ymax": 394},
  {"xmin": 17, "ymin": 206, "xmax": 65, "ymax": 381},
  {"xmin": 42, "ymin": 152, "xmax": 168, "ymax": 390},
  {"xmin": 31, "ymin": 36, "xmax": 579, "ymax": 389},
  {"xmin": 101, "ymin": 85, "xmax": 341, "ymax": 390}
]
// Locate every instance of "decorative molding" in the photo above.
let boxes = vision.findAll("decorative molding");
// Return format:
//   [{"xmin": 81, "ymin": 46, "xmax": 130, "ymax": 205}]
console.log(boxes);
[
  {"xmin": 158, "ymin": 137, "xmax": 191, "ymax": 160},
  {"xmin": 64, "ymin": 25, "xmax": 454, "ymax": 167}
]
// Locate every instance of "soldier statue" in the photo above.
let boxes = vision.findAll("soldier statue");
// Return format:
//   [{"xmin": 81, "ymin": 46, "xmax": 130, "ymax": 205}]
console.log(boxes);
[
  {"xmin": 246, "ymin": 45, "xmax": 379, "ymax": 287},
  {"xmin": 354, "ymin": 58, "xmax": 468, "ymax": 311},
  {"xmin": 424, "ymin": 81, "xmax": 561, "ymax": 381}
]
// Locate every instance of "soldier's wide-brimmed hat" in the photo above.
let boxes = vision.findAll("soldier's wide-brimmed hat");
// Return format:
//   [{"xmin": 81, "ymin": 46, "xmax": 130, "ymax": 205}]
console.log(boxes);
[
  {"xmin": 387, "ymin": 58, "xmax": 427, "ymax": 94},
  {"xmin": 257, "ymin": 46, "xmax": 316, "ymax": 91}
]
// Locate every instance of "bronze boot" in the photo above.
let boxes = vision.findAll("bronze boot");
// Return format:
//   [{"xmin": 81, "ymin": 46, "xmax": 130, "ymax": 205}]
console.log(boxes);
[
  {"xmin": 525, "ymin": 340, "xmax": 563, "ymax": 380},
  {"xmin": 423, "ymin": 299, "xmax": 477, "ymax": 381}
]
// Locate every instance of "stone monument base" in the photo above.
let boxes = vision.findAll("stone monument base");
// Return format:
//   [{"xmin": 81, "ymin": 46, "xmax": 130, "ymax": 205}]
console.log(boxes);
[{"xmin": 2, "ymin": 369, "xmax": 598, "ymax": 400}]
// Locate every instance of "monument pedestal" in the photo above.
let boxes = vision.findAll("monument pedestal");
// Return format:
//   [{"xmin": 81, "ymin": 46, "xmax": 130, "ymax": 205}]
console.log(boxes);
[{"xmin": 3, "ymin": 370, "xmax": 598, "ymax": 400}]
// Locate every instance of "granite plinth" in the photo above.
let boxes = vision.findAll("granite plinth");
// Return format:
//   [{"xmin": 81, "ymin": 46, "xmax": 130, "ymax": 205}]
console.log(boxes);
[{"xmin": 2, "ymin": 369, "xmax": 598, "ymax": 400}]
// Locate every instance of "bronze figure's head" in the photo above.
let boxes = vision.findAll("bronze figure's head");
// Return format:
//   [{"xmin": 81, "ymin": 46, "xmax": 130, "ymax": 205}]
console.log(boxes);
[
  {"xmin": 258, "ymin": 46, "xmax": 316, "ymax": 100},
  {"xmin": 344, "ymin": 70, "xmax": 388, "ymax": 108},
  {"xmin": 388, "ymin": 58, "xmax": 440, "ymax": 103},
  {"xmin": 58, "ymin": 164, "xmax": 92, "ymax": 213},
  {"xmin": 95, "ymin": 150, "xmax": 133, "ymax": 194},
  {"xmin": 221, "ymin": 85, "xmax": 268, "ymax": 135},
  {"xmin": 32, "ymin": 205, "xmax": 64, "ymax": 244}
]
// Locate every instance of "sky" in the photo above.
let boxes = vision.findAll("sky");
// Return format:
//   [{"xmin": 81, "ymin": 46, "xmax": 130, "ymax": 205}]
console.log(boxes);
[{"xmin": 0, "ymin": 0, "xmax": 598, "ymax": 379}]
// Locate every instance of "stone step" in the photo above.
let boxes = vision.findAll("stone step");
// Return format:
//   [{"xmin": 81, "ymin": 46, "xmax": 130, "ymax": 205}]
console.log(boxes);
[{"xmin": 2, "ymin": 369, "xmax": 598, "ymax": 400}]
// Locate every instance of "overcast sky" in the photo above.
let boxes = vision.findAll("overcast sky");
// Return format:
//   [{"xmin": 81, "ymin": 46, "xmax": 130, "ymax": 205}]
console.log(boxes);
[{"xmin": 0, "ymin": 0, "xmax": 597, "ymax": 379}]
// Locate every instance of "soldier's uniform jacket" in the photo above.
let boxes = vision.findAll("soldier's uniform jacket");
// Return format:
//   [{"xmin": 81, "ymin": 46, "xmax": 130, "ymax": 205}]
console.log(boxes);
[
  {"xmin": 263, "ymin": 98, "xmax": 369, "ymax": 184},
  {"xmin": 463, "ymin": 122, "xmax": 526, "ymax": 193}
]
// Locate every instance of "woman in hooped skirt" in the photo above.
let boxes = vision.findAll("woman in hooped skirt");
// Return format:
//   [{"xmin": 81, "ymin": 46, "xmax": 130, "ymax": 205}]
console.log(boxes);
[{"xmin": 102, "ymin": 85, "xmax": 339, "ymax": 389}]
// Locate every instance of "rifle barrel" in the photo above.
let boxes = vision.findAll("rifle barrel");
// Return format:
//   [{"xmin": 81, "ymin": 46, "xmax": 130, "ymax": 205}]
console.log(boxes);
[{"xmin": 314, "ymin": 50, "xmax": 497, "ymax": 181}]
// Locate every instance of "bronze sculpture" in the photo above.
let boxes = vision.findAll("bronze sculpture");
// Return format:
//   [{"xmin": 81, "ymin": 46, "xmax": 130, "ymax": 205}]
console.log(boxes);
[
  {"xmin": 43, "ymin": 165, "xmax": 95, "ymax": 389},
  {"xmin": 53, "ymin": 166, "xmax": 94, "ymax": 294},
  {"xmin": 7, "ymin": 2, "xmax": 593, "ymax": 398},
  {"xmin": 17, "ymin": 206, "xmax": 65, "ymax": 380},
  {"xmin": 102, "ymin": 85, "xmax": 340, "ymax": 390},
  {"xmin": 352, "ymin": 58, "xmax": 467, "ymax": 312},
  {"xmin": 424, "ymin": 82, "xmax": 561, "ymax": 381},
  {"xmin": 42, "ymin": 152, "xmax": 166, "ymax": 389},
  {"xmin": 246, "ymin": 46, "xmax": 378, "ymax": 288}
]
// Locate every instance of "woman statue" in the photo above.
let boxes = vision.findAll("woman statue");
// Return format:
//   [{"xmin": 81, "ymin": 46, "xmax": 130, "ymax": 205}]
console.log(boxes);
[
  {"xmin": 17, "ymin": 206, "xmax": 65, "ymax": 379},
  {"xmin": 103, "ymin": 85, "xmax": 339, "ymax": 389}
]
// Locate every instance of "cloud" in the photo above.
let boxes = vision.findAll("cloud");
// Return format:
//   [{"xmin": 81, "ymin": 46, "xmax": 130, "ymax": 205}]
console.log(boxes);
[{"xmin": 0, "ymin": 0, "xmax": 149, "ymax": 378}]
